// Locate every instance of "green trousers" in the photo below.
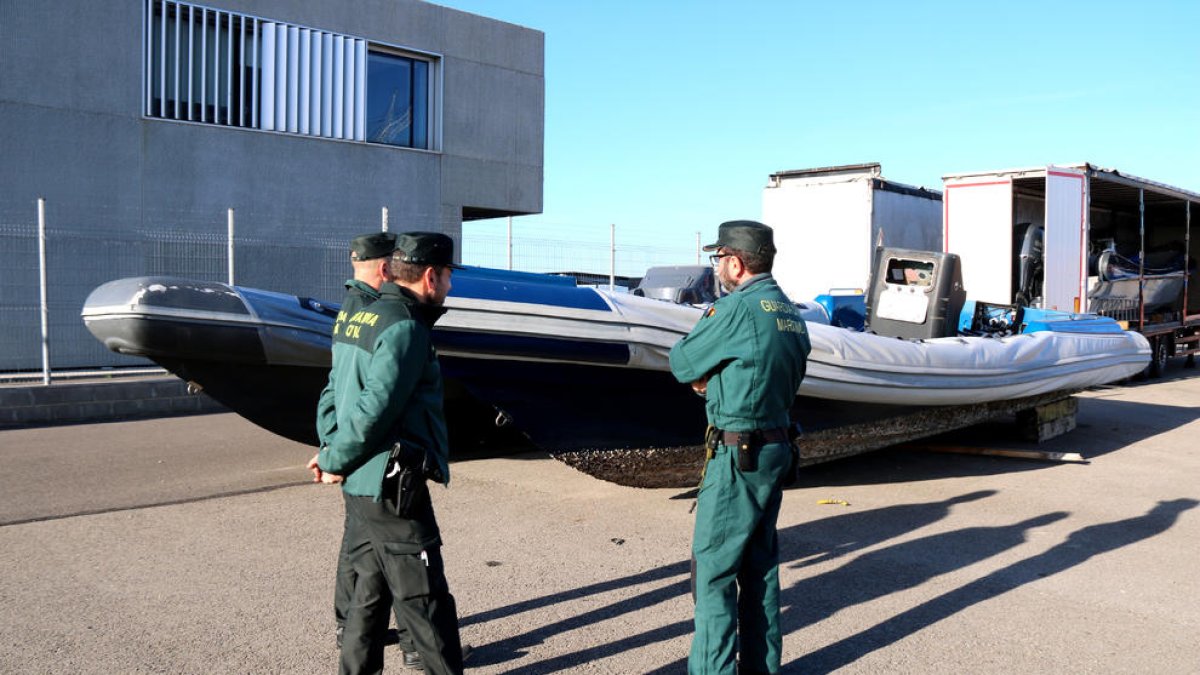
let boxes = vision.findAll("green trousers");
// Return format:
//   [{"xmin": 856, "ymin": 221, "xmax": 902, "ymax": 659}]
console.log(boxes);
[{"xmin": 689, "ymin": 442, "xmax": 789, "ymax": 675}]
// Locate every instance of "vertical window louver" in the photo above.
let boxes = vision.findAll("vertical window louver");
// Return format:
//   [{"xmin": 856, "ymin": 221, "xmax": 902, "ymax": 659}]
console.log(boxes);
[
  {"xmin": 145, "ymin": 0, "xmax": 257, "ymax": 127},
  {"xmin": 259, "ymin": 22, "xmax": 367, "ymax": 140},
  {"xmin": 145, "ymin": 0, "xmax": 432, "ymax": 148}
]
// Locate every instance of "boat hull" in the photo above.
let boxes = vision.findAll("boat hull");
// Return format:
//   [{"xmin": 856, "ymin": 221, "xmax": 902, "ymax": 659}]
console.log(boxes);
[{"xmin": 81, "ymin": 273, "xmax": 1150, "ymax": 478}]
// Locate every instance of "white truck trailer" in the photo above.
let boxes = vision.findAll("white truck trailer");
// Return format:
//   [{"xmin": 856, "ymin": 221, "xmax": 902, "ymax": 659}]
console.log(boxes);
[
  {"xmin": 763, "ymin": 163, "xmax": 943, "ymax": 302},
  {"xmin": 942, "ymin": 163, "xmax": 1199, "ymax": 376}
]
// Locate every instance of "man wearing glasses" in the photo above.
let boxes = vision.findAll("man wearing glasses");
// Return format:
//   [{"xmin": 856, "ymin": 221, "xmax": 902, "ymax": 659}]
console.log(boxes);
[{"xmin": 669, "ymin": 220, "xmax": 811, "ymax": 674}]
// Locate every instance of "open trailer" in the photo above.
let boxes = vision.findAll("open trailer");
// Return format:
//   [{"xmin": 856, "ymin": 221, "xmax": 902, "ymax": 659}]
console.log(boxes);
[{"xmin": 942, "ymin": 163, "xmax": 1198, "ymax": 377}]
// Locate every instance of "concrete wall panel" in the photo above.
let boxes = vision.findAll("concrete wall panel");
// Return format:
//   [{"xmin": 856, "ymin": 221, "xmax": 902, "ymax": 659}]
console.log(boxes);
[
  {"xmin": 139, "ymin": 121, "xmax": 441, "ymax": 234},
  {"xmin": 0, "ymin": 2, "xmax": 142, "ymax": 116},
  {"xmin": 437, "ymin": 5, "xmax": 544, "ymax": 75},
  {"xmin": 442, "ymin": 155, "xmax": 541, "ymax": 215},
  {"xmin": 443, "ymin": 58, "xmax": 544, "ymax": 164},
  {"xmin": 0, "ymin": 103, "xmax": 143, "ymax": 224}
]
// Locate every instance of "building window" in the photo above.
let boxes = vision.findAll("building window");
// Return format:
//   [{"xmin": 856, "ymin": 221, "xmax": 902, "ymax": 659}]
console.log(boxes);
[
  {"xmin": 144, "ymin": 0, "xmax": 439, "ymax": 150},
  {"xmin": 367, "ymin": 50, "xmax": 429, "ymax": 149}
]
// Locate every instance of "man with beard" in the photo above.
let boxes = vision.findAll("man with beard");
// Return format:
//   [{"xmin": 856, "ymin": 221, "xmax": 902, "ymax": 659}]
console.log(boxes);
[
  {"xmin": 309, "ymin": 232, "xmax": 466, "ymax": 675},
  {"xmin": 669, "ymin": 220, "xmax": 810, "ymax": 675},
  {"xmin": 317, "ymin": 231, "xmax": 423, "ymax": 670}
]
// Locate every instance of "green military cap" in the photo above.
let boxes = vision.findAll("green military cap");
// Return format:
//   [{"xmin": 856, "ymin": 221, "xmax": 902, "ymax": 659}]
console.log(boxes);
[
  {"xmin": 702, "ymin": 220, "xmax": 777, "ymax": 256},
  {"xmin": 393, "ymin": 231, "xmax": 464, "ymax": 269},
  {"xmin": 350, "ymin": 232, "xmax": 397, "ymax": 261}
]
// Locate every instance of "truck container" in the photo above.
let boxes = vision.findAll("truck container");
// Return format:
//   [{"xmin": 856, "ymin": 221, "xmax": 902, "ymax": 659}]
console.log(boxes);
[
  {"xmin": 942, "ymin": 163, "xmax": 1199, "ymax": 375},
  {"xmin": 763, "ymin": 163, "xmax": 943, "ymax": 303}
]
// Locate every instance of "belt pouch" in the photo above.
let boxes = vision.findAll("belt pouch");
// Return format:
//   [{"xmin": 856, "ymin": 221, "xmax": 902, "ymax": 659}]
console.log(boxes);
[
  {"xmin": 737, "ymin": 432, "xmax": 758, "ymax": 472},
  {"xmin": 383, "ymin": 442, "xmax": 423, "ymax": 517},
  {"xmin": 393, "ymin": 466, "xmax": 421, "ymax": 517}
]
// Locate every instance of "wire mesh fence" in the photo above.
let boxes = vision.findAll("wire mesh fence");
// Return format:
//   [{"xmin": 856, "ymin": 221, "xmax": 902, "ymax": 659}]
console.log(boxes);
[
  {"xmin": 0, "ymin": 201, "xmax": 699, "ymax": 376},
  {"xmin": 462, "ymin": 220, "xmax": 701, "ymax": 280},
  {"xmin": 0, "ymin": 221, "xmax": 42, "ymax": 375}
]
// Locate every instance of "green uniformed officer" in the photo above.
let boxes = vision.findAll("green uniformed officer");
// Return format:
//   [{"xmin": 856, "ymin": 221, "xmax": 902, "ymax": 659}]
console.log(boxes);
[
  {"xmin": 669, "ymin": 220, "xmax": 810, "ymax": 675},
  {"xmin": 308, "ymin": 232, "xmax": 465, "ymax": 675},
  {"xmin": 315, "ymin": 232, "xmax": 423, "ymax": 670}
]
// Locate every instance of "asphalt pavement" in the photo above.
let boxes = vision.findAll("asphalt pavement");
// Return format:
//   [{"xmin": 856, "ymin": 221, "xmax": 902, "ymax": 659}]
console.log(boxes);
[{"xmin": 1, "ymin": 369, "xmax": 1198, "ymax": 673}]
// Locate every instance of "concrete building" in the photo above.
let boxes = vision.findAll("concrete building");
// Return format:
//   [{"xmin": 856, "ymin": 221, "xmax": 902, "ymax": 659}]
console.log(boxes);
[{"xmin": 0, "ymin": 0, "xmax": 544, "ymax": 371}]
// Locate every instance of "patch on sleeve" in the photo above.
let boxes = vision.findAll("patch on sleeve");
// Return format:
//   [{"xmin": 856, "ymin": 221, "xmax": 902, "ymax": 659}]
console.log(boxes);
[{"xmin": 705, "ymin": 306, "xmax": 716, "ymax": 318}]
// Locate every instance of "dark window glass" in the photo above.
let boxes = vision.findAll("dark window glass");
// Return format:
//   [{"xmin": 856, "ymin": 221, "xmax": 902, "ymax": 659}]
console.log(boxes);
[{"xmin": 367, "ymin": 50, "xmax": 428, "ymax": 149}]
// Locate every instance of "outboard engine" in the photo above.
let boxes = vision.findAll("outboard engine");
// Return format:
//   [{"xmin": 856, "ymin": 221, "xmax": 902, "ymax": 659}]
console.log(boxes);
[
  {"xmin": 865, "ymin": 247, "xmax": 967, "ymax": 339},
  {"xmin": 632, "ymin": 265, "xmax": 720, "ymax": 305},
  {"xmin": 1014, "ymin": 222, "xmax": 1044, "ymax": 307}
]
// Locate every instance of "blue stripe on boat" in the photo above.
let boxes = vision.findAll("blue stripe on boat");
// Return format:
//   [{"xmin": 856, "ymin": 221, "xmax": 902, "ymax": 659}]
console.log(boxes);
[
  {"xmin": 434, "ymin": 328, "xmax": 630, "ymax": 365},
  {"xmin": 1023, "ymin": 317, "xmax": 1128, "ymax": 334},
  {"xmin": 238, "ymin": 287, "xmax": 338, "ymax": 326},
  {"xmin": 1019, "ymin": 307, "xmax": 1127, "ymax": 334},
  {"xmin": 450, "ymin": 267, "xmax": 613, "ymax": 312}
]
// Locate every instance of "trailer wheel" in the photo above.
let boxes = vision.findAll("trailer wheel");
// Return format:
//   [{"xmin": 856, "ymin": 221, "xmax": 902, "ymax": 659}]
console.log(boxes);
[{"xmin": 1148, "ymin": 336, "xmax": 1170, "ymax": 378}]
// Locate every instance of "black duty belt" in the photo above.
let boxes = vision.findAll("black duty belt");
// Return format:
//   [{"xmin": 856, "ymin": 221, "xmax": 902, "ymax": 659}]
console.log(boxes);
[{"xmin": 719, "ymin": 427, "xmax": 790, "ymax": 446}]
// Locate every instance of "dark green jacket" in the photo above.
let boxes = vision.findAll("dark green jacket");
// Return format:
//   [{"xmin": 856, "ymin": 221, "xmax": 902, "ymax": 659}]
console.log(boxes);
[
  {"xmin": 669, "ymin": 274, "xmax": 810, "ymax": 432},
  {"xmin": 316, "ymin": 281, "xmax": 450, "ymax": 498},
  {"xmin": 316, "ymin": 279, "xmax": 380, "ymax": 448}
]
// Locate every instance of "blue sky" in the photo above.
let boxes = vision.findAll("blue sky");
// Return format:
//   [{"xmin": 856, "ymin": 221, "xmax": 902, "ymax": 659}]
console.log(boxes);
[{"xmin": 439, "ymin": 0, "xmax": 1199, "ymax": 251}]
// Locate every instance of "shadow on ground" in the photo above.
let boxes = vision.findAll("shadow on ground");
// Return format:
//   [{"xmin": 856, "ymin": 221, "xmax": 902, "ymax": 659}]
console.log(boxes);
[
  {"xmin": 790, "ymin": 391, "xmax": 1199, "ymax": 489},
  {"xmin": 462, "ymin": 491, "xmax": 1197, "ymax": 673}
]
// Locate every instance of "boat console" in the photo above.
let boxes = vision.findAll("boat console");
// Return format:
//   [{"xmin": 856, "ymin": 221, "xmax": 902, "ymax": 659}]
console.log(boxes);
[{"xmin": 864, "ymin": 248, "xmax": 966, "ymax": 340}]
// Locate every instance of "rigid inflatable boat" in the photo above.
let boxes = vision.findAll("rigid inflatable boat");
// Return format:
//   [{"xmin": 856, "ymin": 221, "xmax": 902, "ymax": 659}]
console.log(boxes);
[{"xmin": 82, "ymin": 264, "xmax": 1149, "ymax": 472}]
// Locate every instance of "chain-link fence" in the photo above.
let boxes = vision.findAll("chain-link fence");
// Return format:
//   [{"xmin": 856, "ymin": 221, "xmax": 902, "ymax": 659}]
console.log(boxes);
[{"xmin": 0, "ymin": 201, "xmax": 699, "ymax": 378}]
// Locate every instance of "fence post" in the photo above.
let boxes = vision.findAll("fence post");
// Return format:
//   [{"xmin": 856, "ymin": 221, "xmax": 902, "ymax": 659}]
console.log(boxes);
[
  {"xmin": 381, "ymin": 206, "xmax": 389, "ymax": 232},
  {"xmin": 507, "ymin": 216, "xmax": 513, "ymax": 270},
  {"xmin": 37, "ymin": 198, "xmax": 51, "ymax": 385},
  {"xmin": 609, "ymin": 223, "xmax": 616, "ymax": 291},
  {"xmin": 227, "ymin": 208, "xmax": 235, "ymax": 285}
]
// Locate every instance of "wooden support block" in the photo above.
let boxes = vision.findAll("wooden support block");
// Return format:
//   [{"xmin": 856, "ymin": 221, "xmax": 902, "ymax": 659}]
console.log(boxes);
[{"xmin": 1015, "ymin": 396, "xmax": 1078, "ymax": 443}]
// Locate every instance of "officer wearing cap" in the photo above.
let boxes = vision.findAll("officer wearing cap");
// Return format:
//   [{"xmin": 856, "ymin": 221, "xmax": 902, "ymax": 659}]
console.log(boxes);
[
  {"xmin": 669, "ymin": 220, "xmax": 810, "ymax": 674},
  {"xmin": 314, "ymin": 231, "xmax": 426, "ymax": 670},
  {"xmin": 308, "ymin": 231, "xmax": 466, "ymax": 674}
]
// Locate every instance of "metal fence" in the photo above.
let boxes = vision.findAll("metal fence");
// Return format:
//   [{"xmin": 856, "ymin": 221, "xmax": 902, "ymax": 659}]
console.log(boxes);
[
  {"xmin": 462, "ymin": 218, "xmax": 701, "ymax": 279},
  {"xmin": 0, "ymin": 200, "xmax": 699, "ymax": 379}
]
